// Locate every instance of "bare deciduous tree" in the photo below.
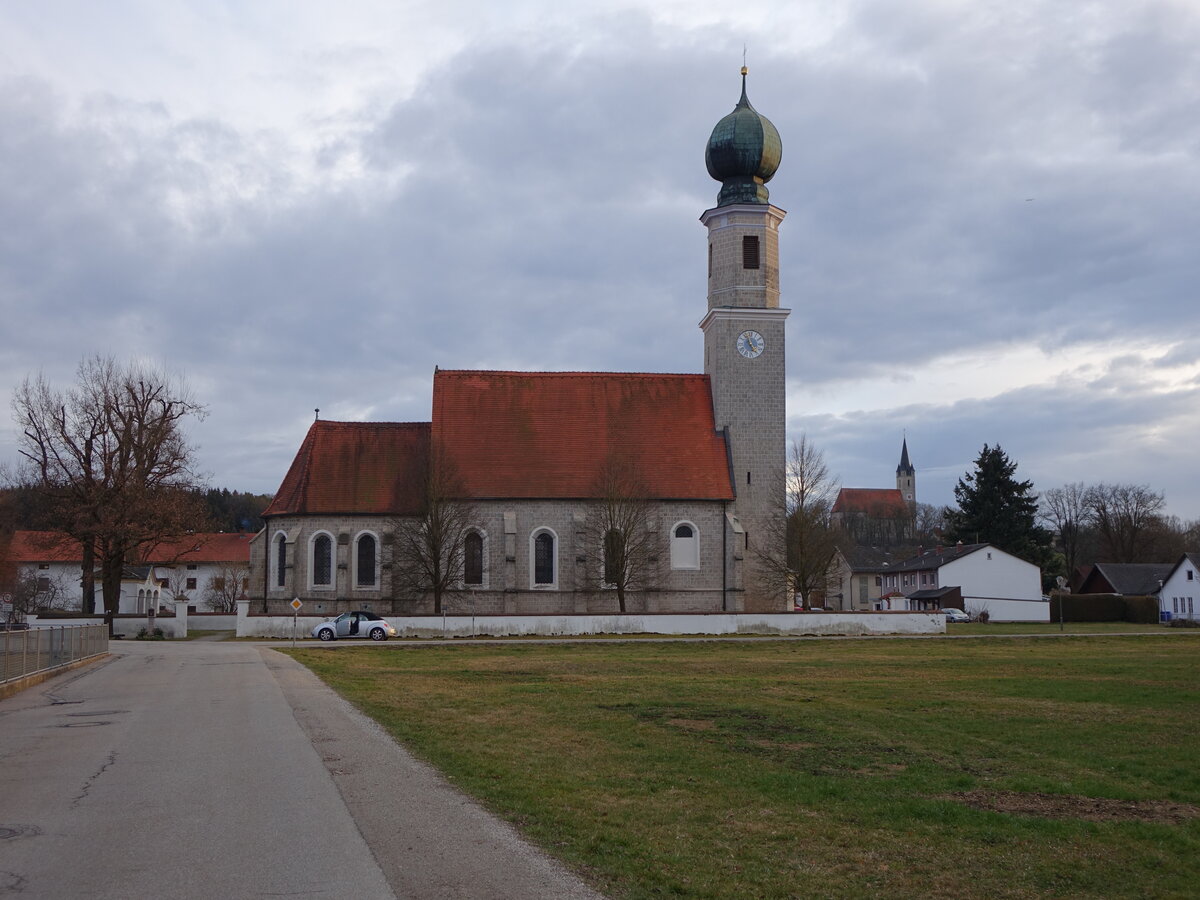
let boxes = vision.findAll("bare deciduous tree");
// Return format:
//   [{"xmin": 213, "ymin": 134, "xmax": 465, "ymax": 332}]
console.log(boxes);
[
  {"xmin": 1085, "ymin": 483, "xmax": 1167, "ymax": 563},
  {"xmin": 202, "ymin": 564, "xmax": 249, "ymax": 613},
  {"xmin": 760, "ymin": 436, "xmax": 841, "ymax": 609},
  {"xmin": 390, "ymin": 447, "xmax": 474, "ymax": 615},
  {"xmin": 913, "ymin": 503, "xmax": 945, "ymax": 546},
  {"xmin": 0, "ymin": 551, "xmax": 72, "ymax": 622},
  {"xmin": 13, "ymin": 357, "xmax": 208, "ymax": 628},
  {"xmin": 582, "ymin": 455, "xmax": 656, "ymax": 613},
  {"xmin": 1040, "ymin": 483, "xmax": 1092, "ymax": 578}
]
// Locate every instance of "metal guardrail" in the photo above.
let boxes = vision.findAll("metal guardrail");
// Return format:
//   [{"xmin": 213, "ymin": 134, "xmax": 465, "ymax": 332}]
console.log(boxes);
[{"xmin": 1, "ymin": 625, "xmax": 109, "ymax": 685}]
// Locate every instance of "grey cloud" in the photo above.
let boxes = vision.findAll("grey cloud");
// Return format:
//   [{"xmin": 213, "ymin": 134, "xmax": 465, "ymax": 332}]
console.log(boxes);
[{"xmin": 2, "ymin": 4, "xmax": 1199, "ymax": 516}]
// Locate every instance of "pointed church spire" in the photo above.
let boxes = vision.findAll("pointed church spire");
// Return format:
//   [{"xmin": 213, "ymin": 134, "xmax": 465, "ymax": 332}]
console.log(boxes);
[{"xmin": 897, "ymin": 437, "xmax": 914, "ymax": 476}]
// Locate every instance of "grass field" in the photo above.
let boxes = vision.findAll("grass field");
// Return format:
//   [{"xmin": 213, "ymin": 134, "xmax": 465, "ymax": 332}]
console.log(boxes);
[
  {"xmin": 288, "ymin": 636, "xmax": 1200, "ymax": 899},
  {"xmin": 946, "ymin": 621, "xmax": 1168, "ymax": 635}
]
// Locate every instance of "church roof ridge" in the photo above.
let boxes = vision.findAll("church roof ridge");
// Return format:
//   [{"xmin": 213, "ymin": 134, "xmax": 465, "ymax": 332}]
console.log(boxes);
[
  {"xmin": 435, "ymin": 369, "xmax": 710, "ymax": 380},
  {"xmin": 308, "ymin": 419, "xmax": 430, "ymax": 429}
]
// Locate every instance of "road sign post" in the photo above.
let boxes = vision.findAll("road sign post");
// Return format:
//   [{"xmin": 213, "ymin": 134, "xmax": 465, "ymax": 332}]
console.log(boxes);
[{"xmin": 291, "ymin": 598, "xmax": 303, "ymax": 647}]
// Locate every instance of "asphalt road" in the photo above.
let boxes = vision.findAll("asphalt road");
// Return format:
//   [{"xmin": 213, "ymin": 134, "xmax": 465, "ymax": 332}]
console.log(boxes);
[{"xmin": 0, "ymin": 640, "xmax": 603, "ymax": 899}]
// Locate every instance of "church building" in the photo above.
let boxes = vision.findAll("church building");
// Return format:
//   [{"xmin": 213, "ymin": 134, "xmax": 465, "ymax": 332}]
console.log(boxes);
[
  {"xmin": 248, "ymin": 70, "xmax": 792, "ymax": 616},
  {"xmin": 830, "ymin": 439, "xmax": 918, "ymax": 547}
]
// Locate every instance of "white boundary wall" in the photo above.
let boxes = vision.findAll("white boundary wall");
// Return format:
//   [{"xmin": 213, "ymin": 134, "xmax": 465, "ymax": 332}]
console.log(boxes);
[
  {"xmin": 963, "ymin": 597, "xmax": 1050, "ymax": 622},
  {"xmin": 233, "ymin": 602, "xmax": 944, "ymax": 639}
]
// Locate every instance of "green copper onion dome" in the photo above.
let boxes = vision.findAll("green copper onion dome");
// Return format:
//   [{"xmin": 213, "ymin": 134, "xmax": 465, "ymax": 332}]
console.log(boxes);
[{"xmin": 705, "ymin": 67, "xmax": 782, "ymax": 206}]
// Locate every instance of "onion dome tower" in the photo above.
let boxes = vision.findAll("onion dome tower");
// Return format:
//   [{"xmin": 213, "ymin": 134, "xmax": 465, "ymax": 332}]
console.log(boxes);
[
  {"xmin": 699, "ymin": 67, "xmax": 790, "ymax": 611},
  {"xmin": 704, "ymin": 68, "xmax": 783, "ymax": 207}
]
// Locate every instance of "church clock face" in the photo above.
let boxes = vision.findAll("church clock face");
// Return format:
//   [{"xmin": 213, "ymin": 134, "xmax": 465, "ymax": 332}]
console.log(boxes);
[{"xmin": 736, "ymin": 330, "xmax": 765, "ymax": 358}]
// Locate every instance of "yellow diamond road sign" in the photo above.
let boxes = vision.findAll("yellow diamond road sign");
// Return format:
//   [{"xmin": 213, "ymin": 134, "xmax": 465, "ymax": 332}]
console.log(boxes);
[{"xmin": 290, "ymin": 598, "xmax": 303, "ymax": 611}]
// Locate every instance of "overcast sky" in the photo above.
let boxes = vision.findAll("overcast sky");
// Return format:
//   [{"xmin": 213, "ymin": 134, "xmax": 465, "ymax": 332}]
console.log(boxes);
[{"xmin": 2, "ymin": 1, "xmax": 1198, "ymax": 518}]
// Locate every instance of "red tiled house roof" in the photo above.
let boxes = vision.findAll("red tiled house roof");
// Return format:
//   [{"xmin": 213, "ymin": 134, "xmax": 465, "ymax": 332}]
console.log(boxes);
[
  {"xmin": 263, "ymin": 421, "xmax": 430, "ymax": 516},
  {"xmin": 141, "ymin": 533, "xmax": 253, "ymax": 564},
  {"xmin": 432, "ymin": 370, "xmax": 734, "ymax": 500},
  {"xmin": 5, "ymin": 531, "xmax": 80, "ymax": 563},
  {"xmin": 832, "ymin": 488, "xmax": 909, "ymax": 517},
  {"xmin": 5, "ymin": 531, "xmax": 252, "ymax": 564}
]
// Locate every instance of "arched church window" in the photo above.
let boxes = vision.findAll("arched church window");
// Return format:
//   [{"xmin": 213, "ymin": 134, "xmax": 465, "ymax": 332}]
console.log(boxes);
[
  {"xmin": 275, "ymin": 533, "xmax": 287, "ymax": 588},
  {"xmin": 312, "ymin": 533, "xmax": 333, "ymax": 588},
  {"xmin": 355, "ymin": 533, "xmax": 378, "ymax": 588},
  {"xmin": 742, "ymin": 235, "xmax": 760, "ymax": 269},
  {"xmin": 464, "ymin": 531, "xmax": 484, "ymax": 586},
  {"xmin": 670, "ymin": 522, "xmax": 700, "ymax": 570},
  {"xmin": 532, "ymin": 530, "xmax": 556, "ymax": 587}
]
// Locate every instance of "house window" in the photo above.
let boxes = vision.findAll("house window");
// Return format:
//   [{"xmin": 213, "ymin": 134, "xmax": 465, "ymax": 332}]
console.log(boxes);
[
  {"xmin": 532, "ymin": 529, "xmax": 556, "ymax": 588},
  {"xmin": 1189, "ymin": 570, "xmax": 1194, "ymax": 581},
  {"xmin": 38, "ymin": 563, "xmax": 49, "ymax": 570},
  {"xmin": 187, "ymin": 564, "xmax": 198, "ymax": 570},
  {"xmin": 875, "ymin": 576, "xmax": 882, "ymax": 587},
  {"xmin": 186, "ymin": 577, "xmax": 197, "ymax": 590},
  {"xmin": 464, "ymin": 531, "xmax": 484, "ymax": 586},
  {"xmin": 355, "ymin": 533, "xmax": 378, "ymax": 588},
  {"xmin": 312, "ymin": 533, "xmax": 333, "ymax": 588},
  {"xmin": 603, "ymin": 529, "xmax": 623, "ymax": 587},
  {"xmin": 213, "ymin": 577, "xmax": 226, "ymax": 591},
  {"xmin": 742, "ymin": 235, "xmax": 760, "ymax": 269},
  {"xmin": 37, "ymin": 576, "xmax": 50, "ymax": 592},
  {"xmin": 670, "ymin": 522, "xmax": 700, "ymax": 570},
  {"xmin": 275, "ymin": 534, "xmax": 287, "ymax": 588}
]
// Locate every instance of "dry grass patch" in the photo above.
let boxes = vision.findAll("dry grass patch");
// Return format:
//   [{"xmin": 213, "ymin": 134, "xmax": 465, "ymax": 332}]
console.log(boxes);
[{"xmin": 953, "ymin": 790, "xmax": 1200, "ymax": 824}]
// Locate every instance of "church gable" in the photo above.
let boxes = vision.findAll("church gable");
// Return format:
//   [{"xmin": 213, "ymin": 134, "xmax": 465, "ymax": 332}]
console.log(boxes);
[
  {"xmin": 263, "ymin": 420, "xmax": 430, "ymax": 516},
  {"xmin": 432, "ymin": 370, "xmax": 734, "ymax": 501}
]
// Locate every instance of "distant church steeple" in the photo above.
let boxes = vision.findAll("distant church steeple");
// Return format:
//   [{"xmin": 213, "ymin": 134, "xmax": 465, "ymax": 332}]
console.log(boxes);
[{"xmin": 896, "ymin": 437, "xmax": 916, "ymax": 507}]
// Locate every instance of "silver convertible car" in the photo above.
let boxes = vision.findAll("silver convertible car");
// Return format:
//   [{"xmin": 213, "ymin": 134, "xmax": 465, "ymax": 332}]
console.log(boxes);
[{"xmin": 311, "ymin": 611, "xmax": 398, "ymax": 641}]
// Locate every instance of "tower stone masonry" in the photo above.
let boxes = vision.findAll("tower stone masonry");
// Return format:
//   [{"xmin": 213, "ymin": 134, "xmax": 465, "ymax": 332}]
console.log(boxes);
[{"xmin": 700, "ymin": 69, "xmax": 790, "ymax": 610}]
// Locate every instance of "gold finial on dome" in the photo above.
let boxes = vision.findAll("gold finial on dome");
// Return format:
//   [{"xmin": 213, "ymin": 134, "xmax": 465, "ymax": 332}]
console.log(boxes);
[{"xmin": 740, "ymin": 65, "xmax": 748, "ymax": 76}]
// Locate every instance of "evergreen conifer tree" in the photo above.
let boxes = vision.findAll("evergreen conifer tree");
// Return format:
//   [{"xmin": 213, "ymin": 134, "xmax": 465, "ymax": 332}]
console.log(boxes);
[{"xmin": 944, "ymin": 444, "xmax": 1053, "ymax": 569}]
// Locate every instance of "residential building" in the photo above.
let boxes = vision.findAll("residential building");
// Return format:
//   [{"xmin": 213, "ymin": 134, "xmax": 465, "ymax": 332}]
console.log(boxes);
[
  {"xmin": 5, "ymin": 530, "xmax": 252, "ymax": 614},
  {"xmin": 1158, "ymin": 553, "xmax": 1198, "ymax": 622}
]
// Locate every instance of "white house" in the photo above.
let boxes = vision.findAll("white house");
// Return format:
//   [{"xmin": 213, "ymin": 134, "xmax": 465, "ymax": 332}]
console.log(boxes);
[
  {"xmin": 875, "ymin": 542, "xmax": 1047, "ymax": 621},
  {"xmin": 1158, "ymin": 553, "xmax": 1198, "ymax": 622},
  {"xmin": 6, "ymin": 531, "xmax": 252, "ymax": 615}
]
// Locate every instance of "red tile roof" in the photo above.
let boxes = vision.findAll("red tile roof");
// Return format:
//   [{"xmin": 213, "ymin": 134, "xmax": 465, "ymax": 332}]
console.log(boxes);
[
  {"xmin": 5, "ymin": 531, "xmax": 79, "ymax": 563},
  {"xmin": 263, "ymin": 421, "xmax": 430, "ymax": 516},
  {"xmin": 432, "ymin": 371, "xmax": 733, "ymax": 500},
  {"xmin": 5, "ymin": 531, "xmax": 252, "ymax": 564},
  {"xmin": 832, "ymin": 488, "xmax": 910, "ymax": 517},
  {"xmin": 140, "ymin": 533, "xmax": 253, "ymax": 564},
  {"xmin": 263, "ymin": 372, "xmax": 734, "ymax": 512}
]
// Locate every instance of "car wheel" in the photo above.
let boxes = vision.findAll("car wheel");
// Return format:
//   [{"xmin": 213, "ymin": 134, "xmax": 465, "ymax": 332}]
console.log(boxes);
[
  {"xmin": 369, "ymin": 627, "xmax": 387, "ymax": 641},
  {"xmin": 318, "ymin": 628, "xmax": 335, "ymax": 641}
]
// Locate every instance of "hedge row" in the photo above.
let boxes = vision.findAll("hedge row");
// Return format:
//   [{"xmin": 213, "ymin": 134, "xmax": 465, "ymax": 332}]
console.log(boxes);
[{"xmin": 1049, "ymin": 593, "xmax": 1159, "ymax": 624}]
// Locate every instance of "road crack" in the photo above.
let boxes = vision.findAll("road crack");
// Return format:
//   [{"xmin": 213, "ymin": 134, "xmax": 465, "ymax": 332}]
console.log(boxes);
[{"xmin": 71, "ymin": 751, "xmax": 117, "ymax": 809}]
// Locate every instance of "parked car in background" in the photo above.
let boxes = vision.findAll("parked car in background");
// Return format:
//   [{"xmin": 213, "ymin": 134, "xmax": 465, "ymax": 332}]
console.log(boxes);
[
  {"xmin": 941, "ymin": 608, "xmax": 970, "ymax": 623},
  {"xmin": 311, "ymin": 611, "xmax": 397, "ymax": 641}
]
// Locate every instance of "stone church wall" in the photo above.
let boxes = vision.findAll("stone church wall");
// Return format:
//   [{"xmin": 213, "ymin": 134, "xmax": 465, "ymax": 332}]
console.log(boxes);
[{"xmin": 249, "ymin": 499, "xmax": 746, "ymax": 616}]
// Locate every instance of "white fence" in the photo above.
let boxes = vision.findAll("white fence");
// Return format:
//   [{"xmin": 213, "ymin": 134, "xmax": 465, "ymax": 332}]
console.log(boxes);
[{"xmin": 2, "ymin": 625, "xmax": 108, "ymax": 686}]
